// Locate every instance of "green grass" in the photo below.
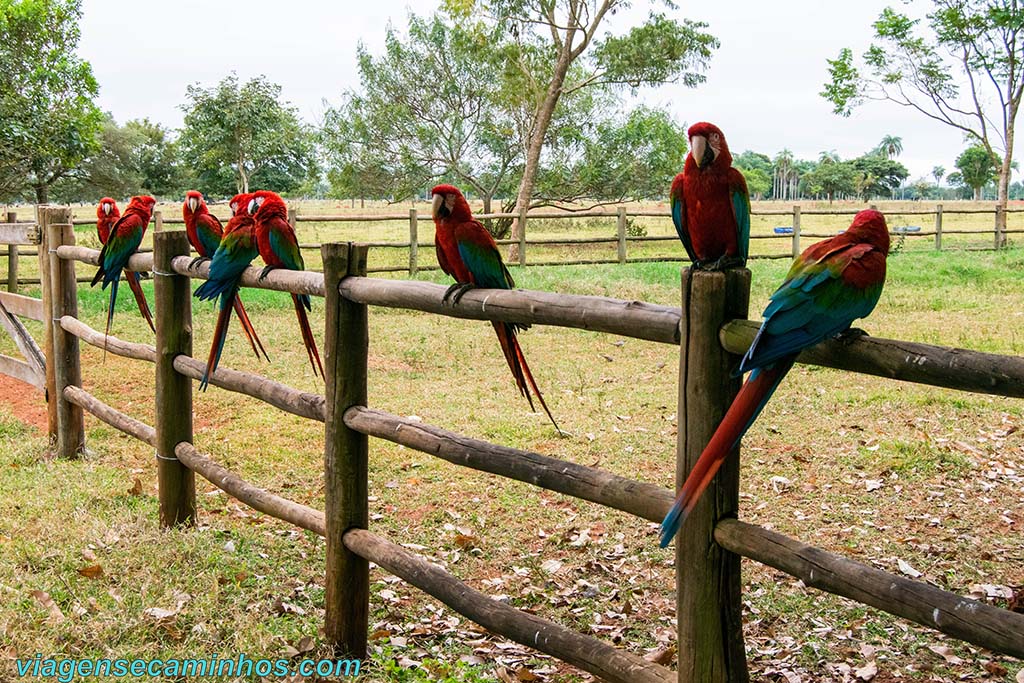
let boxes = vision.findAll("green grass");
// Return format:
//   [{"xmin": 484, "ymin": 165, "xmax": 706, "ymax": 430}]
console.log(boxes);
[{"xmin": 0, "ymin": 245, "xmax": 1022, "ymax": 681}]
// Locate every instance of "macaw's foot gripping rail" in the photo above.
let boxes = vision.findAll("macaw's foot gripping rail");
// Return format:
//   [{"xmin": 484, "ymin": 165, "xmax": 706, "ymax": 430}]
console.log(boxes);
[{"xmin": 48, "ymin": 227, "xmax": 1024, "ymax": 681}]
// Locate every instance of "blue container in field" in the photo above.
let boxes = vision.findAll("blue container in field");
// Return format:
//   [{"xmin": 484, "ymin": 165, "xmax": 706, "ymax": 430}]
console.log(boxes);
[
  {"xmin": 773, "ymin": 226, "xmax": 793, "ymax": 234},
  {"xmin": 894, "ymin": 226, "xmax": 921, "ymax": 233}
]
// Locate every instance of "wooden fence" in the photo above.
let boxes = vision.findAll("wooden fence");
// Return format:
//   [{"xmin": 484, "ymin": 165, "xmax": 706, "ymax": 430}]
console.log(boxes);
[
  {"xmin": 0, "ymin": 201, "xmax": 1009, "ymax": 285},
  {"xmin": 11, "ymin": 205, "xmax": 1024, "ymax": 681}
]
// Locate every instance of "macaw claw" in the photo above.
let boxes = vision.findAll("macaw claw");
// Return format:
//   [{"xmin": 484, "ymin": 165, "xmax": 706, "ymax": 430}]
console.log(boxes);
[{"xmin": 443, "ymin": 282, "xmax": 475, "ymax": 305}]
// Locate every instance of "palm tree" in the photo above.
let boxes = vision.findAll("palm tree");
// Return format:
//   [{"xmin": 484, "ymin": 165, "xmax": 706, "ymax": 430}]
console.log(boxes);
[
  {"xmin": 932, "ymin": 165, "xmax": 945, "ymax": 186},
  {"xmin": 819, "ymin": 150, "xmax": 841, "ymax": 164},
  {"xmin": 773, "ymin": 149, "xmax": 795, "ymax": 200},
  {"xmin": 876, "ymin": 135, "xmax": 903, "ymax": 159}
]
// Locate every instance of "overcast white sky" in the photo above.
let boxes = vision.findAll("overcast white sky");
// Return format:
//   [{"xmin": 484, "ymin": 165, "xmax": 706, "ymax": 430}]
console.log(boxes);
[{"xmin": 78, "ymin": 0, "xmax": 974, "ymax": 181}]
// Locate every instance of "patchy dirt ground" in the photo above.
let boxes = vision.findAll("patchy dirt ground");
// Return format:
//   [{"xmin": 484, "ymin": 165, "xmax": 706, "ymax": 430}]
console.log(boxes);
[{"xmin": 0, "ymin": 374, "xmax": 47, "ymax": 434}]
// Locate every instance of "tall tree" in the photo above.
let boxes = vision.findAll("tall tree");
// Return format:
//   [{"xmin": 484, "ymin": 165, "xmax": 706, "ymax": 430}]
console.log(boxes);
[
  {"xmin": 0, "ymin": 0, "xmax": 102, "ymax": 202},
  {"xmin": 179, "ymin": 73, "xmax": 313, "ymax": 194},
  {"xmin": 875, "ymin": 135, "xmax": 903, "ymax": 159},
  {"xmin": 932, "ymin": 164, "xmax": 946, "ymax": 186},
  {"xmin": 447, "ymin": 0, "xmax": 718, "ymax": 253},
  {"xmin": 822, "ymin": 1, "xmax": 1024, "ymax": 238},
  {"xmin": 955, "ymin": 144, "xmax": 1000, "ymax": 199}
]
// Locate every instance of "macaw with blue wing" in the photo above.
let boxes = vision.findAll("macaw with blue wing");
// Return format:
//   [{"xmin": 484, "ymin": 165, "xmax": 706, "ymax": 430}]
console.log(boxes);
[
  {"xmin": 670, "ymin": 121, "xmax": 750, "ymax": 270},
  {"xmin": 91, "ymin": 195, "xmax": 157, "ymax": 339},
  {"xmin": 660, "ymin": 209, "xmax": 890, "ymax": 547},
  {"xmin": 249, "ymin": 190, "xmax": 323, "ymax": 379},
  {"xmin": 184, "ymin": 190, "xmax": 268, "ymax": 362},
  {"xmin": 193, "ymin": 193, "xmax": 260, "ymax": 390},
  {"xmin": 430, "ymin": 184, "xmax": 562, "ymax": 434}
]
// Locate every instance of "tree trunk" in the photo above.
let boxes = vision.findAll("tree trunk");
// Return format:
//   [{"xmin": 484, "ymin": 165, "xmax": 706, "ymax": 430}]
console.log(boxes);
[
  {"xmin": 35, "ymin": 185, "xmax": 48, "ymax": 204},
  {"xmin": 997, "ymin": 121, "xmax": 1015, "ymax": 246},
  {"xmin": 508, "ymin": 32, "xmax": 576, "ymax": 261},
  {"xmin": 238, "ymin": 152, "xmax": 249, "ymax": 194}
]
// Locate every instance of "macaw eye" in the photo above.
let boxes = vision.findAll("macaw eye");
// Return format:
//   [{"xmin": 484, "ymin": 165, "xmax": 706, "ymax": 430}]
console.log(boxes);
[{"xmin": 710, "ymin": 133, "xmax": 720, "ymax": 142}]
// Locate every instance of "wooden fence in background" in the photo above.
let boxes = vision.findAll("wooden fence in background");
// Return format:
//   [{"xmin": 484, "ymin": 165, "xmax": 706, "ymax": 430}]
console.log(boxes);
[
  {"xmin": 7, "ymin": 206, "xmax": 1024, "ymax": 681},
  {"xmin": 0, "ymin": 201, "xmax": 1010, "ymax": 285}
]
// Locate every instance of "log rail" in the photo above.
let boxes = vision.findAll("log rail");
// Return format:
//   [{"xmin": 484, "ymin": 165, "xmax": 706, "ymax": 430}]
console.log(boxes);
[{"xmin": 46, "ymin": 240, "xmax": 1024, "ymax": 679}]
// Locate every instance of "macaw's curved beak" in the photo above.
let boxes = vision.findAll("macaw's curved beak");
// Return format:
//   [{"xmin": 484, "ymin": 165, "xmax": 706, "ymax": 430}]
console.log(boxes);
[
  {"xmin": 691, "ymin": 135, "xmax": 714, "ymax": 169},
  {"xmin": 102, "ymin": 202, "xmax": 112, "ymax": 215},
  {"xmin": 431, "ymin": 193, "xmax": 447, "ymax": 220},
  {"xmin": 187, "ymin": 197, "xmax": 198, "ymax": 213}
]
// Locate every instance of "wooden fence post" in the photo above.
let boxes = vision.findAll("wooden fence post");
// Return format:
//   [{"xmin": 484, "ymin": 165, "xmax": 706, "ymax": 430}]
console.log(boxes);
[
  {"xmin": 518, "ymin": 207, "xmax": 528, "ymax": 267},
  {"xmin": 6, "ymin": 211, "xmax": 17, "ymax": 293},
  {"xmin": 791, "ymin": 206, "xmax": 801, "ymax": 258},
  {"xmin": 409, "ymin": 208, "xmax": 419, "ymax": 276},
  {"xmin": 154, "ymin": 210, "xmax": 164, "ymax": 232},
  {"xmin": 322, "ymin": 241, "xmax": 370, "ymax": 657},
  {"xmin": 676, "ymin": 267, "xmax": 751, "ymax": 683},
  {"xmin": 935, "ymin": 204, "xmax": 943, "ymax": 251},
  {"xmin": 994, "ymin": 204, "xmax": 1003, "ymax": 249},
  {"xmin": 616, "ymin": 206, "xmax": 628, "ymax": 264},
  {"xmin": 153, "ymin": 231, "xmax": 195, "ymax": 527},
  {"xmin": 288, "ymin": 207, "xmax": 297, "ymax": 231},
  {"xmin": 36, "ymin": 206, "xmax": 58, "ymax": 446},
  {"xmin": 46, "ymin": 209, "xmax": 84, "ymax": 458}
]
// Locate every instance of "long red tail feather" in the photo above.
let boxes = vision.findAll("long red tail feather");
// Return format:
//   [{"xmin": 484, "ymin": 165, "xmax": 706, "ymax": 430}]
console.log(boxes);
[
  {"xmin": 201, "ymin": 294, "xmax": 235, "ymax": 391},
  {"xmin": 659, "ymin": 361, "xmax": 793, "ymax": 547},
  {"xmin": 233, "ymin": 295, "xmax": 269, "ymax": 361},
  {"xmin": 491, "ymin": 322, "xmax": 562, "ymax": 433},
  {"xmin": 292, "ymin": 295, "xmax": 324, "ymax": 379},
  {"xmin": 124, "ymin": 270, "xmax": 155, "ymax": 333}
]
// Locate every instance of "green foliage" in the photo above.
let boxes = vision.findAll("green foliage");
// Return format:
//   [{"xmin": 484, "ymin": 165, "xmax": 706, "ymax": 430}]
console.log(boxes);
[
  {"xmin": 850, "ymin": 153, "xmax": 909, "ymax": 199},
  {"xmin": 0, "ymin": 0, "xmax": 102, "ymax": 202},
  {"xmin": 179, "ymin": 73, "xmax": 314, "ymax": 196},
  {"xmin": 738, "ymin": 167, "xmax": 770, "ymax": 199},
  {"xmin": 955, "ymin": 144, "xmax": 1000, "ymax": 196},
  {"xmin": 803, "ymin": 158, "xmax": 856, "ymax": 202},
  {"xmin": 51, "ymin": 115, "xmax": 187, "ymax": 201}
]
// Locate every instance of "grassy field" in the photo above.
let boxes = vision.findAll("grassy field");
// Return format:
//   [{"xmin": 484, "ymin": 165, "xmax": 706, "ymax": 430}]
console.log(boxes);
[{"xmin": 0, "ymin": 234, "xmax": 1021, "ymax": 681}]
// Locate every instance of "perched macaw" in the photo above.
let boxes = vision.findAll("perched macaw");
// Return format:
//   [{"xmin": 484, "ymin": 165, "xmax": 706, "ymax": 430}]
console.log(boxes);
[
  {"xmin": 96, "ymin": 197, "xmax": 118, "ymax": 245},
  {"xmin": 249, "ymin": 190, "xmax": 323, "ymax": 379},
  {"xmin": 193, "ymin": 193, "xmax": 260, "ymax": 390},
  {"xmin": 659, "ymin": 209, "xmax": 890, "ymax": 547},
  {"xmin": 95, "ymin": 197, "xmax": 155, "ymax": 333},
  {"xmin": 670, "ymin": 121, "xmax": 750, "ymax": 270},
  {"xmin": 430, "ymin": 184, "xmax": 561, "ymax": 433},
  {"xmin": 91, "ymin": 195, "xmax": 157, "ymax": 338},
  {"xmin": 183, "ymin": 190, "xmax": 268, "ymax": 362}
]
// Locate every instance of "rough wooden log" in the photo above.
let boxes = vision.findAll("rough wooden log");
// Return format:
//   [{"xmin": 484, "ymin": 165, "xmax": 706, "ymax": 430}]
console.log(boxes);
[
  {"xmin": 0, "ymin": 353, "xmax": 44, "ymax": 389},
  {"xmin": 37, "ymin": 208, "xmax": 57, "ymax": 444},
  {"xmin": 344, "ymin": 407, "xmax": 673, "ymax": 522},
  {"xmin": 675, "ymin": 268, "xmax": 750, "ymax": 682},
  {"xmin": 6, "ymin": 211, "xmax": 18, "ymax": 293},
  {"xmin": 63, "ymin": 385, "xmax": 155, "ymax": 445},
  {"xmin": 338, "ymin": 278, "xmax": 682, "ymax": 345},
  {"xmin": 408, "ymin": 207, "xmax": 418, "ymax": 276},
  {"xmin": 0, "ymin": 290, "xmax": 45, "ymax": 320},
  {"xmin": 47, "ymin": 215, "xmax": 84, "ymax": 458},
  {"xmin": 153, "ymin": 232, "xmax": 195, "ymax": 527},
  {"xmin": 60, "ymin": 315, "xmax": 325, "ymax": 421},
  {"xmin": 721, "ymin": 319, "xmax": 1024, "ymax": 398},
  {"xmin": 322, "ymin": 242, "xmax": 370, "ymax": 658},
  {"xmin": 174, "ymin": 442, "xmax": 325, "ymax": 536},
  {"xmin": 715, "ymin": 519, "xmax": 1024, "ymax": 659},
  {"xmin": 343, "ymin": 529, "xmax": 675, "ymax": 683},
  {"xmin": 0, "ymin": 297, "xmax": 45, "ymax": 376},
  {"xmin": 57, "ymin": 244, "xmax": 152, "ymax": 272},
  {"xmin": 0, "ymin": 221, "xmax": 41, "ymax": 245},
  {"xmin": 170, "ymin": 255, "xmax": 325, "ymax": 297}
]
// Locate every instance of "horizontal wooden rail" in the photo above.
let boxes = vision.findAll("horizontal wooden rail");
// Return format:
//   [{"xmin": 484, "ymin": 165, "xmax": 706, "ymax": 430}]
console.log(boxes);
[
  {"xmin": 0, "ymin": 353, "xmax": 44, "ymax": 389},
  {"xmin": 338, "ymin": 278, "xmax": 682, "ymax": 344},
  {"xmin": 175, "ymin": 442, "xmax": 326, "ymax": 535},
  {"xmin": 715, "ymin": 519, "xmax": 1024, "ymax": 659},
  {"xmin": 0, "ymin": 291, "xmax": 44, "ymax": 320},
  {"xmin": 721, "ymin": 320, "xmax": 1024, "ymax": 398},
  {"xmin": 344, "ymin": 407, "xmax": 674, "ymax": 522},
  {"xmin": 0, "ymin": 222, "xmax": 40, "ymax": 245},
  {"xmin": 343, "ymin": 529, "xmax": 674, "ymax": 683},
  {"xmin": 64, "ymin": 385, "xmax": 156, "ymax": 445},
  {"xmin": 57, "ymin": 244, "xmax": 153, "ymax": 272},
  {"xmin": 60, "ymin": 315, "xmax": 325, "ymax": 421}
]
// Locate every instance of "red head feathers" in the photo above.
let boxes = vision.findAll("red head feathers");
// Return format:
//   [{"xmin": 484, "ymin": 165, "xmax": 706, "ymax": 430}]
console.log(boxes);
[
  {"xmin": 184, "ymin": 190, "xmax": 207, "ymax": 218},
  {"xmin": 431, "ymin": 184, "xmax": 474, "ymax": 223},
  {"xmin": 845, "ymin": 209, "xmax": 890, "ymax": 253},
  {"xmin": 248, "ymin": 190, "xmax": 287, "ymax": 221},
  {"xmin": 126, "ymin": 195, "xmax": 156, "ymax": 216},
  {"xmin": 97, "ymin": 197, "xmax": 118, "ymax": 220},
  {"xmin": 686, "ymin": 121, "xmax": 732, "ymax": 171}
]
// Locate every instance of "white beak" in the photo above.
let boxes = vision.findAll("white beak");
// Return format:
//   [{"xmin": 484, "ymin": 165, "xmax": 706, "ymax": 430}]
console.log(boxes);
[
  {"xmin": 431, "ymin": 193, "xmax": 443, "ymax": 219},
  {"xmin": 102, "ymin": 203, "xmax": 111, "ymax": 215},
  {"xmin": 690, "ymin": 135, "xmax": 708, "ymax": 167},
  {"xmin": 187, "ymin": 197, "xmax": 198, "ymax": 212}
]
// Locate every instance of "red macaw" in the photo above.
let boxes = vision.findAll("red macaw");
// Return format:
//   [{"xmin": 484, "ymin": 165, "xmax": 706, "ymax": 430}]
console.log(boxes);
[
  {"xmin": 183, "ymin": 190, "xmax": 268, "ymax": 362},
  {"xmin": 193, "ymin": 193, "xmax": 260, "ymax": 390},
  {"xmin": 660, "ymin": 209, "xmax": 890, "ymax": 547},
  {"xmin": 670, "ymin": 121, "xmax": 750, "ymax": 270},
  {"xmin": 249, "ymin": 191, "xmax": 323, "ymax": 379},
  {"xmin": 95, "ymin": 197, "xmax": 155, "ymax": 333},
  {"xmin": 91, "ymin": 195, "xmax": 157, "ymax": 337},
  {"xmin": 430, "ymin": 184, "xmax": 561, "ymax": 433}
]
